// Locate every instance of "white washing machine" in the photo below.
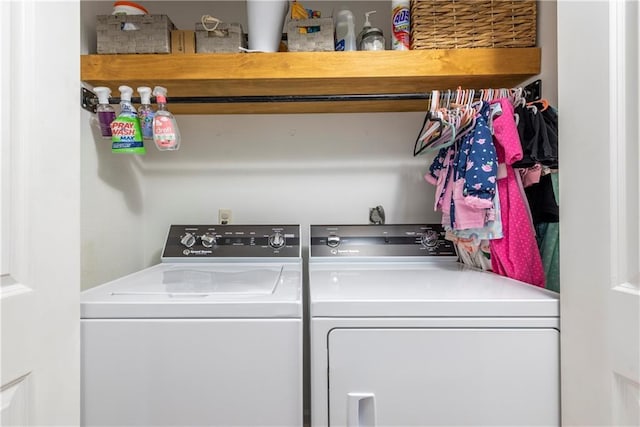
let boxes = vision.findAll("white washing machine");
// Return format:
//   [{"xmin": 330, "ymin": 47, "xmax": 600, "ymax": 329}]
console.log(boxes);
[
  {"xmin": 81, "ymin": 224, "xmax": 303, "ymax": 427},
  {"xmin": 309, "ymin": 224, "xmax": 560, "ymax": 427}
]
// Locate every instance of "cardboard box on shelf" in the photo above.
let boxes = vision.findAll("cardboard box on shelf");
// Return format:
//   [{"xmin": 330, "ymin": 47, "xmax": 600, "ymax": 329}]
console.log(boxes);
[{"xmin": 171, "ymin": 30, "xmax": 196, "ymax": 54}]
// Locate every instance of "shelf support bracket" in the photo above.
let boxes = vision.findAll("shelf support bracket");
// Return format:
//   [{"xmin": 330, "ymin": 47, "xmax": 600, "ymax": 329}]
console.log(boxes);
[
  {"xmin": 81, "ymin": 87, "xmax": 99, "ymax": 113},
  {"xmin": 523, "ymin": 79, "xmax": 542, "ymax": 102}
]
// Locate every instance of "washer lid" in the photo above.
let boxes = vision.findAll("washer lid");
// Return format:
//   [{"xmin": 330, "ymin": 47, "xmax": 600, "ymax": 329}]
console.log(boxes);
[
  {"xmin": 81, "ymin": 262, "xmax": 302, "ymax": 319},
  {"xmin": 309, "ymin": 262, "xmax": 558, "ymax": 318}
]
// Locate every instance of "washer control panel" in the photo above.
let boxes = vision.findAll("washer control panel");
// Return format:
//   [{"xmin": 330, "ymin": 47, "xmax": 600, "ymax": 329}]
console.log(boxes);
[
  {"xmin": 162, "ymin": 225, "xmax": 300, "ymax": 259},
  {"xmin": 310, "ymin": 224, "xmax": 455, "ymax": 257}
]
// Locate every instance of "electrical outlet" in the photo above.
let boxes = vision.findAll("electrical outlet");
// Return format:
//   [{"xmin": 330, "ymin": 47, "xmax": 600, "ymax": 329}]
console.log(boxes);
[{"xmin": 219, "ymin": 209, "xmax": 232, "ymax": 225}]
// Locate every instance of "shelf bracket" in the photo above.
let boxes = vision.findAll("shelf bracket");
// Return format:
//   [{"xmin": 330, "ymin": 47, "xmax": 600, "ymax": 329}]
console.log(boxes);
[
  {"xmin": 81, "ymin": 87, "xmax": 99, "ymax": 113},
  {"xmin": 523, "ymin": 79, "xmax": 542, "ymax": 103}
]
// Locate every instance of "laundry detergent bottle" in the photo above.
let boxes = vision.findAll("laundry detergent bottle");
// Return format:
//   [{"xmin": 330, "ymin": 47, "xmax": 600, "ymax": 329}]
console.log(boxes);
[
  {"xmin": 334, "ymin": 8, "xmax": 356, "ymax": 51},
  {"xmin": 110, "ymin": 85, "xmax": 145, "ymax": 154},
  {"xmin": 136, "ymin": 86, "xmax": 155, "ymax": 141},
  {"xmin": 152, "ymin": 86, "xmax": 181, "ymax": 151},
  {"xmin": 93, "ymin": 86, "xmax": 116, "ymax": 139}
]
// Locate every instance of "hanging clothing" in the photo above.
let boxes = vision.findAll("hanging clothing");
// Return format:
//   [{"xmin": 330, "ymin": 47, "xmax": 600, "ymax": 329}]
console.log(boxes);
[
  {"xmin": 425, "ymin": 102, "xmax": 498, "ymax": 230},
  {"xmin": 536, "ymin": 173, "xmax": 560, "ymax": 292},
  {"xmin": 425, "ymin": 102, "xmax": 500, "ymax": 271},
  {"xmin": 514, "ymin": 104, "xmax": 558, "ymax": 168},
  {"xmin": 514, "ymin": 103, "xmax": 560, "ymax": 292},
  {"xmin": 524, "ymin": 171, "xmax": 559, "ymax": 224},
  {"xmin": 489, "ymin": 98, "xmax": 545, "ymax": 288}
]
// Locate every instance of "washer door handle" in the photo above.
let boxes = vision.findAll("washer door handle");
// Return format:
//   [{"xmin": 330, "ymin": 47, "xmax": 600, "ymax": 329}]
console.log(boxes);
[{"xmin": 347, "ymin": 392, "xmax": 376, "ymax": 427}]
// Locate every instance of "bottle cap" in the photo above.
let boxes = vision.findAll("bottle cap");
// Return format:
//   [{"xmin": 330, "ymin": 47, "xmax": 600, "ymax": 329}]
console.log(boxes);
[
  {"xmin": 118, "ymin": 85, "xmax": 133, "ymax": 102},
  {"xmin": 336, "ymin": 9, "xmax": 354, "ymax": 22},
  {"xmin": 94, "ymin": 86, "xmax": 112, "ymax": 104},
  {"xmin": 152, "ymin": 86, "xmax": 168, "ymax": 104},
  {"xmin": 137, "ymin": 87, "xmax": 152, "ymax": 105},
  {"xmin": 112, "ymin": 1, "xmax": 148, "ymax": 15}
]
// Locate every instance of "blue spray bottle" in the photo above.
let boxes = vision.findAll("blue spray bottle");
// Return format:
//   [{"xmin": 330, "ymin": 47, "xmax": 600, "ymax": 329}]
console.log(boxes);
[{"xmin": 137, "ymin": 86, "xmax": 155, "ymax": 140}]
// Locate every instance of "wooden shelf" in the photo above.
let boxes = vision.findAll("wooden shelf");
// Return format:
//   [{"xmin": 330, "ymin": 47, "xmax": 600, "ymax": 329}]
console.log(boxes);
[{"xmin": 80, "ymin": 48, "xmax": 541, "ymax": 114}]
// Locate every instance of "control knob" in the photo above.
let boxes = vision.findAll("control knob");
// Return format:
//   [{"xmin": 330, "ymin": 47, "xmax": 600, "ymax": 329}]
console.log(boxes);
[
  {"xmin": 268, "ymin": 232, "xmax": 285, "ymax": 249},
  {"xmin": 180, "ymin": 232, "xmax": 196, "ymax": 248},
  {"xmin": 200, "ymin": 233, "xmax": 217, "ymax": 248},
  {"xmin": 327, "ymin": 235, "xmax": 341, "ymax": 248},
  {"xmin": 421, "ymin": 230, "xmax": 439, "ymax": 247}
]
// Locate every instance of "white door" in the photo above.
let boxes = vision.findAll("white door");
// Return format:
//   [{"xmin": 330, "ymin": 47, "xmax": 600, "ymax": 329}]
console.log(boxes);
[
  {"xmin": 1, "ymin": 1, "xmax": 81, "ymax": 425},
  {"xmin": 558, "ymin": 0, "xmax": 640, "ymax": 425},
  {"xmin": 328, "ymin": 328, "xmax": 559, "ymax": 426}
]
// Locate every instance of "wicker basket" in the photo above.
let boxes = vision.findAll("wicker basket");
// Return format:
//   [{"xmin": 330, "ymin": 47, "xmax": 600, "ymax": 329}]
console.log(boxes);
[
  {"xmin": 287, "ymin": 18, "xmax": 334, "ymax": 52},
  {"xmin": 410, "ymin": 0, "xmax": 536, "ymax": 49},
  {"xmin": 97, "ymin": 15, "xmax": 176, "ymax": 54},
  {"xmin": 195, "ymin": 23, "xmax": 247, "ymax": 53}
]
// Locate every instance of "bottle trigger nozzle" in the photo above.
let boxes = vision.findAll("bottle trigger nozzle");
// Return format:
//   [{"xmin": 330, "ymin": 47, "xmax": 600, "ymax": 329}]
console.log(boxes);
[
  {"xmin": 94, "ymin": 86, "xmax": 112, "ymax": 105},
  {"xmin": 152, "ymin": 86, "xmax": 168, "ymax": 104},
  {"xmin": 137, "ymin": 86, "xmax": 152, "ymax": 105},
  {"xmin": 118, "ymin": 85, "xmax": 133, "ymax": 102}
]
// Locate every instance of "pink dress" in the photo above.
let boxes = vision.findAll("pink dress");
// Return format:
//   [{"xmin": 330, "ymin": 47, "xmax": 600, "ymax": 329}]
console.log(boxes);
[{"xmin": 489, "ymin": 98, "xmax": 545, "ymax": 287}]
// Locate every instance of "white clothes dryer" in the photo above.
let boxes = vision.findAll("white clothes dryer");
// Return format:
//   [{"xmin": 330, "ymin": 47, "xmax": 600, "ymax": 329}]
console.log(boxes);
[
  {"xmin": 81, "ymin": 224, "xmax": 303, "ymax": 427},
  {"xmin": 309, "ymin": 224, "xmax": 560, "ymax": 427}
]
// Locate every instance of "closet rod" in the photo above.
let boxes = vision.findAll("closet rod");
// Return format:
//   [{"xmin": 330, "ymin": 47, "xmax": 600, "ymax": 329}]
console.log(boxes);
[{"xmin": 81, "ymin": 79, "xmax": 542, "ymax": 113}]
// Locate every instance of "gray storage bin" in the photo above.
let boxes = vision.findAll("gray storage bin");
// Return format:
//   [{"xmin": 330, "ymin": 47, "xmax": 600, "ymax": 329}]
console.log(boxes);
[
  {"xmin": 97, "ymin": 15, "xmax": 176, "ymax": 54},
  {"xmin": 195, "ymin": 22, "xmax": 246, "ymax": 53},
  {"xmin": 287, "ymin": 18, "xmax": 334, "ymax": 52}
]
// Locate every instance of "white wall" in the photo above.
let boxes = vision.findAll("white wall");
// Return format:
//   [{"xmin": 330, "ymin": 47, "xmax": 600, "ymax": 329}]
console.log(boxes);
[
  {"xmin": 139, "ymin": 112, "xmax": 435, "ymax": 264},
  {"xmin": 80, "ymin": 0, "xmax": 558, "ymax": 288}
]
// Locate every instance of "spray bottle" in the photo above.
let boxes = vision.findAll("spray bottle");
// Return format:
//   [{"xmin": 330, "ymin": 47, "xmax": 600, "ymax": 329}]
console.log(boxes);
[
  {"xmin": 93, "ymin": 86, "xmax": 116, "ymax": 138},
  {"xmin": 136, "ymin": 86, "xmax": 155, "ymax": 140},
  {"xmin": 110, "ymin": 85, "xmax": 145, "ymax": 154},
  {"xmin": 152, "ymin": 86, "xmax": 181, "ymax": 151}
]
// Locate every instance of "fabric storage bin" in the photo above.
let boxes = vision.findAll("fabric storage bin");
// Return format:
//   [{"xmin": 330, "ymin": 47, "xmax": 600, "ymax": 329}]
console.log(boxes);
[
  {"xmin": 410, "ymin": 0, "xmax": 536, "ymax": 49},
  {"xmin": 195, "ymin": 23, "xmax": 246, "ymax": 53},
  {"xmin": 287, "ymin": 18, "xmax": 334, "ymax": 52},
  {"xmin": 97, "ymin": 14, "xmax": 176, "ymax": 54}
]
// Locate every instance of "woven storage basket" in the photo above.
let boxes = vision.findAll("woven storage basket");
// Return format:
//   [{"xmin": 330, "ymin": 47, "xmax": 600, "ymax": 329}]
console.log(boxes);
[
  {"xmin": 195, "ymin": 23, "xmax": 247, "ymax": 53},
  {"xmin": 287, "ymin": 18, "xmax": 334, "ymax": 52},
  {"xmin": 97, "ymin": 15, "xmax": 176, "ymax": 53},
  {"xmin": 410, "ymin": 0, "xmax": 536, "ymax": 49}
]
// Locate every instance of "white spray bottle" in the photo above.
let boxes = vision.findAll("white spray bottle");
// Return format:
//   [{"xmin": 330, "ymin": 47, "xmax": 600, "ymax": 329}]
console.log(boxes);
[
  {"xmin": 110, "ymin": 85, "xmax": 145, "ymax": 154},
  {"xmin": 152, "ymin": 86, "xmax": 181, "ymax": 151},
  {"xmin": 136, "ymin": 86, "xmax": 155, "ymax": 140},
  {"xmin": 93, "ymin": 86, "xmax": 116, "ymax": 138}
]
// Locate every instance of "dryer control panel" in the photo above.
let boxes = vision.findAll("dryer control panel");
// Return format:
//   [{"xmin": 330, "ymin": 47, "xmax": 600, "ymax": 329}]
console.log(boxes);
[
  {"xmin": 162, "ymin": 225, "xmax": 300, "ymax": 260},
  {"xmin": 310, "ymin": 224, "xmax": 456, "ymax": 257}
]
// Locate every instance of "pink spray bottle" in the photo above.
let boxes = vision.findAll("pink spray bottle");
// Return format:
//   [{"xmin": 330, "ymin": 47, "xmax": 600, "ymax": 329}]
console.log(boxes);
[{"xmin": 152, "ymin": 86, "xmax": 181, "ymax": 151}]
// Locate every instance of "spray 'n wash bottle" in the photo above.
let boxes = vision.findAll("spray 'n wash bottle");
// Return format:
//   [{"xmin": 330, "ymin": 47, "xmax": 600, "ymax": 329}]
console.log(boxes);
[
  {"xmin": 137, "ymin": 86, "xmax": 155, "ymax": 140},
  {"xmin": 110, "ymin": 85, "xmax": 146, "ymax": 154},
  {"xmin": 152, "ymin": 86, "xmax": 181, "ymax": 151},
  {"xmin": 93, "ymin": 86, "xmax": 116, "ymax": 138}
]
